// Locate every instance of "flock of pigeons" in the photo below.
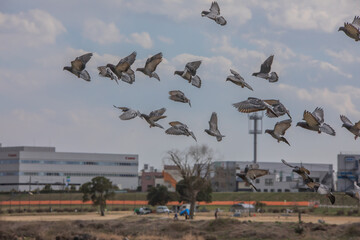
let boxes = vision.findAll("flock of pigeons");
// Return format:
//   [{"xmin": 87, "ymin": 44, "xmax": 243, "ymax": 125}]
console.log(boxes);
[{"xmin": 63, "ymin": 2, "xmax": 360, "ymax": 204}]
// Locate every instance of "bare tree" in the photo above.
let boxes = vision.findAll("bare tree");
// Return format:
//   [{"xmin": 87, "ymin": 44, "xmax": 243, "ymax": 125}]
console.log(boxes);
[{"xmin": 167, "ymin": 145, "xmax": 213, "ymax": 219}]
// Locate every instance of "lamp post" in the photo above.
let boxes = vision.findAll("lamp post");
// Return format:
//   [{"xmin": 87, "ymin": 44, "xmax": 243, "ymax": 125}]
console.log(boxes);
[{"xmin": 248, "ymin": 112, "xmax": 263, "ymax": 164}]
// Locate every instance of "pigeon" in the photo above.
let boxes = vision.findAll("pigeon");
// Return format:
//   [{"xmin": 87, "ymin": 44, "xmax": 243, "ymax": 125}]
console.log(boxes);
[
  {"xmin": 307, "ymin": 181, "xmax": 336, "ymax": 205},
  {"xmin": 165, "ymin": 121, "xmax": 197, "ymax": 141},
  {"xmin": 252, "ymin": 55, "xmax": 278, "ymax": 82},
  {"xmin": 340, "ymin": 115, "xmax": 360, "ymax": 140},
  {"xmin": 63, "ymin": 53, "xmax": 93, "ymax": 82},
  {"xmin": 140, "ymin": 108, "xmax": 167, "ymax": 129},
  {"xmin": 113, "ymin": 105, "xmax": 141, "ymax": 120},
  {"xmin": 236, "ymin": 165, "xmax": 269, "ymax": 192},
  {"xmin": 168, "ymin": 90, "xmax": 191, "ymax": 107},
  {"xmin": 345, "ymin": 182, "xmax": 360, "ymax": 201},
  {"xmin": 282, "ymin": 159, "xmax": 335, "ymax": 204},
  {"xmin": 338, "ymin": 16, "xmax": 360, "ymax": 41},
  {"xmin": 281, "ymin": 159, "xmax": 311, "ymax": 180},
  {"xmin": 204, "ymin": 112, "xmax": 225, "ymax": 141},
  {"xmin": 106, "ymin": 51, "xmax": 137, "ymax": 84},
  {"xmin": 296, "ymin": 107, "xmax": 336, "ymax": 136},
  {"xmin": 265, "ymin": 119, "xmax": 292, "ymax": 146},
  {"xmin": 201, "ymin": 2, "xmax": 227, "ymax": 26},
  {"xmin": 263, "ymin": 100, "xmax": 291, "ymax": 119},
  {"xmin": 97, "ymin": 66, "xmax": 119, "ymax": 84},
  {"xmin": 226, "ymin": 69, "xmax": 253, "ymax": 91},
  {"xmin": 136, "ymin": 52, "xmax": 162, "ymax": 81},
  {"xmin": 174, "ymin": 61, "xmax": 202, "ymax": 88},
  {"xmin": 232, "ymin": 97, "xmax": 279, "ymax": 117}
]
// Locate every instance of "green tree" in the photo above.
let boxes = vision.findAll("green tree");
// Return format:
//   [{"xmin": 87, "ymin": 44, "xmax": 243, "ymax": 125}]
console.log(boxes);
[
  {"xmin": 147, "ymin": 185, "xmax": 173, "ymax": 206},
  {"xmin": 167, "ymin": 145, "xmax": 214, "ymax": 219},
  {"xmin": 80, "ymin": 176, "xmax": 118, "ymax": 216}
]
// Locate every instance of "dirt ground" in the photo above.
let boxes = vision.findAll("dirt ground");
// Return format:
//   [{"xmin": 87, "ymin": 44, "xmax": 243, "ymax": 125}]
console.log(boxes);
[
  {"xmin": 0, "ymin": 212, "xmax": 360, "ymax": 240},
  {"xmin": 1, "ymin": 211, "xmax": 360, "ymax": 225}
]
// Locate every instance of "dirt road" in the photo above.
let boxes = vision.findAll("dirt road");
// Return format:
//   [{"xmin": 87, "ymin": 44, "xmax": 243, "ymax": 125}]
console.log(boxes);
[{"xmin": 1, "ymin": 211, "xmax": 359, "ymax": 225}]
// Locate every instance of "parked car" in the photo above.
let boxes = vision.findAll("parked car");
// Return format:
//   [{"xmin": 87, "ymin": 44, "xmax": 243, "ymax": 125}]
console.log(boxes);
[
  {"xmin": 136, "ymin": 207, "xmax": 152, "ymax": 215},
  {"xmin": 156, "ymin": 206, "xmax": 172, "ymax": 213}
]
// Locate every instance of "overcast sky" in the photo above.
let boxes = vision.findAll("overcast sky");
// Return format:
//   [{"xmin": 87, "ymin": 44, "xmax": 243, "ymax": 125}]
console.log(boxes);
[{"xmin": 1, "ymin": 0, "xmax": 360, "ymax": 171}]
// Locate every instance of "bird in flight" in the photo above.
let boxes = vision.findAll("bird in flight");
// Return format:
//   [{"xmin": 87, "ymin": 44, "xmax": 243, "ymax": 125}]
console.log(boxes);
[{"xmin": 63, "ymin": 53, "xmax": 93, "ymax": 82}]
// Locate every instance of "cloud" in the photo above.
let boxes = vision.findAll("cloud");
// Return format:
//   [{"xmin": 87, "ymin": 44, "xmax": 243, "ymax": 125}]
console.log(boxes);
[
  {"xmin": 0, "ymin": 9, "xmax": 66, "ymax": 48},
  {"xmin": 257, "ymin": 0, "xmax": 358, "ymax": 32},
  {"xmin": 130, "ymin": 32, "xmax": 153, "ymax": 49},
  {"xmin": 82, "ymin": 19, "xmax": 122, "ymax": 44},
  {"xmin": 120, "ymin": 0, "xmax": 252, "ymax": 25},
  {"xmin": 157, "ymin": 35, "xmax": 174, "ymax": 45},
  {"xmin": 325, "ymin": 49, "xmax": 360, "ymax": 63},
  {"xmin": 278, "ymin": 84, "xmax": 360, "ymax": 117}
]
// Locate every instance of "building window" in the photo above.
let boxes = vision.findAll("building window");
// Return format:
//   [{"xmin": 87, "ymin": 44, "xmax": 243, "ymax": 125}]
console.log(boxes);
[
  {"xmin": 286, "ymin": 176, "xmax": 292, "ymax": 182},
  {"xmin": 270, "ymin": 189, "xmax": 274, "ymax": 192},
  {"xmin": 263, "ymin": 189, "xmax": 268, "ymax": 192},
  {"xmin": 145, "ymin": 176, "xmax": 151, "ymax": 180},
  {"xmin": 277, "ymin": 189, "xmax": 282, "ymax": 192},
  {"xmin": 265, "ymin": 179, "xmax": 273, "ymax": 186},
  {"xmin": 285, "ymin": 189, "xmax": 290, "ymax": 192},
  {"xmin": 255, "ymin": 179, "xmax": 260, "ymax": 183}
]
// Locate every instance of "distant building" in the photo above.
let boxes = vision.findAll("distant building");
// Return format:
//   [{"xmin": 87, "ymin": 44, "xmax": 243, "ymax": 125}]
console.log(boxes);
[
  {"xmin": 0, "ymin": 145, "xmax": 138, "ymax": 192},
  {"xmin": 211, "ymin": 161, "xmax": 334, "ymax": 192},
  {"xmin": 337, "ymin": 153, "xmax": 360, "ymax": 192},
  {"xmin": 139, "ymin": 165, "xmax": 162, "ymax": 192}
]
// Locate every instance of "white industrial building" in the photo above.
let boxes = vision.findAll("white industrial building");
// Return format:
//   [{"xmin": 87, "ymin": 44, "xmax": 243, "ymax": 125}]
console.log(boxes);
[
  {"xmin": 0, "ymin": 145, "xmax": 139, "ymax": 192},
  {"xmin": 337, "ymin": 152, "xmax": 360, "ymax": 192}
]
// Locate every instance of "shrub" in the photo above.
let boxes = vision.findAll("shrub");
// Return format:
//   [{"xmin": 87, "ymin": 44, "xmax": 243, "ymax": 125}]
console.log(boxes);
[
  {"xmin": 7, "ymin": 209, "xmax": 14, "ymax": 214},
  {"xmin": 294, "ymin": 224, "xmax": 304, "ymax": 235},
  {"xmin": 336, "ymin": 210, "xmax": 345, "ymax": 216}
]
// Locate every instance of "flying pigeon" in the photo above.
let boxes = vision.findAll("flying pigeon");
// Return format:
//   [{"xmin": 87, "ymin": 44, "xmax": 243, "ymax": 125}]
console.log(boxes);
[
  {"xmin": 340, "ymin": 115, "xmax": 360, "ymax": 140},
  {"xmin": 98, "ymin": 66, "xmax": 119, "ymax": 84},
  {"xmin": 168, "ymin": 90, "xmax": 191, "ymax": 107},
  {"xmin": 338, "ymin": 16, "xmax": 360, "ymax": 41},
  {"xmin": 345, "ymin": 182, "xmax": 360, "ymax": 201},
  {"xmin": 232, "ymin": 97, "xmax": 279, "ymax": 117},
  {"xmin": 307, "ymin": 181, "xmax": 336, "ymax": 205},
  {"xmin": 226, "ymin": 69, "xmax": 253, "ymax": 91},
  {"xmin": 105, "ymin": 51, "xmax": 137, "ymax": 84},
  {"xmin": 281, "ymin": 159, "xmax": 335, "ymax": 204},
  {"xmin": 281, "ymin": 159, "xmax": 311, "ymax": 180},
  {"xmin": 236, "ymin": 165, "xmax": 269, "ymax": 192},
  {"xmin": 201, "ymin": 2, "xmax": 227, "ymax": 26},
  {"xmin": 296, "ymin": 107, "xmax": 336, "ymax": 136},
  {"xmin": 63, "ymin": 53, "xmax": 93, "ymax": 82},
  {"xmin": 204, "ymin": 112, "xmax": 225, "ymax": 141},
  {"xmin": 113, "ymin": 105, "xmax": 141, "ymax": 120},
  {"xmin": 174, "ymin": 61, "xmax": 202, "ymax": 88},
  {"xmin": 136, "ymin": 52, "xmax": 163, "ymax": 81},
  {"xmin": 140, "ymin": 108, "xmax": 167, "ymax": 129},
  {"xmin": 252, "ymin": 55, "xmax": 278, "ymax": 82},
  {"xmin": 263, "ymin": 100, "xmax": 291, "ymax": 119},
  {"xmin": 165, "ymin": 121, "xmax": 197, "ymax": 141},
  {"xmin": 265, "ymin": 119, "xmax": 292, "ymax": 146}
]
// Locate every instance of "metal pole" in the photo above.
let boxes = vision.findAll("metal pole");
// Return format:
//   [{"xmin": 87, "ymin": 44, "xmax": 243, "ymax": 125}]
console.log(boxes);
[{"xmin": 254, "ymin": 117, "xmax": 257, "ymax": 164}]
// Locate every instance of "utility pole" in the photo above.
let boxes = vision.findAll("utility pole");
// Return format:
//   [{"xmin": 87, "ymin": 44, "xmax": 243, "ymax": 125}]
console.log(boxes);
[{"xmin": 248, "ymin": 112, "xmax": 263, "ymax": 163}]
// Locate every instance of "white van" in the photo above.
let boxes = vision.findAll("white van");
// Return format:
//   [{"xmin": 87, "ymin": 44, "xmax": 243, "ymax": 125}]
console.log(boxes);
[{"xmin": 156, "ymin": 206, "xmax": 171, "ymax": 213}]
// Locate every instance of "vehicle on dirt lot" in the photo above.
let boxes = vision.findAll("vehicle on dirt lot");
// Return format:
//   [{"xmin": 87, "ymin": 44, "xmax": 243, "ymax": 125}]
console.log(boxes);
[{"xmin": 156, "ymin": 206, "xmax": 172, "ymax": 213}]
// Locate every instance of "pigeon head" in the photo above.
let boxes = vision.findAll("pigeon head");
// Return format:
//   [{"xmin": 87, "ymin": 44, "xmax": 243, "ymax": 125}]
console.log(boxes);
[
  {"xmin": 136, "ymin": 67, "xmax": 145, "ymax": 73},
  {"xmin": 252, "ymin": 73, "xmax": 257, "ymax": 76},
  {"xmin": 296, "ymin": 122, "xmax": 306, "ymax": 128},
  {"xmin": 174, "ymin": 70, "xmax": 183, "ymax": 76},
  {"xmin": 63, "ymin": 66, "xmax": 71, "ymax": 72},
  {"xmin": 338, "ymin": 26, "xmax": 345, "ymax": 32},
  {"xmin": 264, "ymin": 129, "xmax": 271, "ymax": 134}
]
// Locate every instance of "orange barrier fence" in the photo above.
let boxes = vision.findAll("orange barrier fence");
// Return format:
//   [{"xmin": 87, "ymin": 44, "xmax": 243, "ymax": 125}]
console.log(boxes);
[{"xmin": 0, "ymin": 200, "xmax": 311, "ymax": 206}]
